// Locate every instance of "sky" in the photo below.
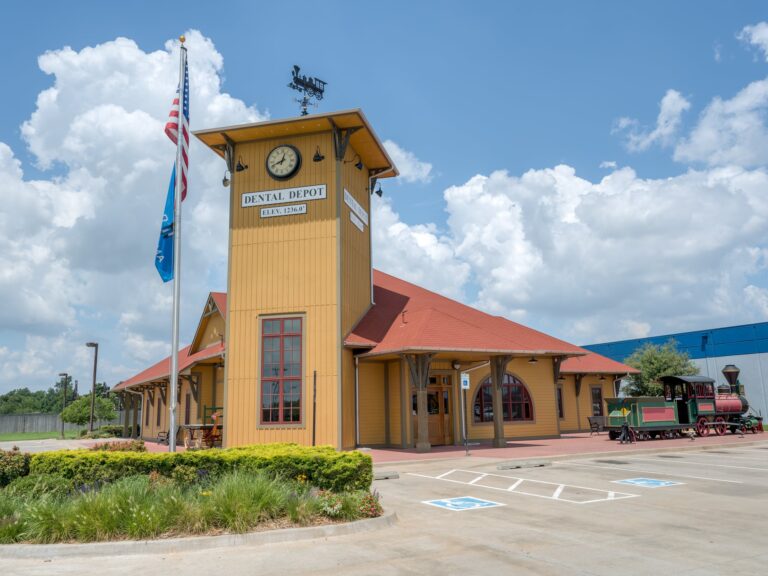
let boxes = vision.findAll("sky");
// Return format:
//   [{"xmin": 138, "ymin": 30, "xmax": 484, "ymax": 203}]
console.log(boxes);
[{"xmin": 1, "ymin": 1, "xmax": 768, "ymax": 394}]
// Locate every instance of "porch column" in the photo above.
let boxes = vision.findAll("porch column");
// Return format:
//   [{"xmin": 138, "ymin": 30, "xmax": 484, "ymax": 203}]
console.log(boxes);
[
  {"xmin": 131, "ymin": 394, "xmax": 139, "ymax": 438},
  {"xmin": 122, "ymin": 393, "xmax": 130, "ymax": 437},
  {"xmin": 552, "ymin": 357, "xmax": 563, "ymax": 436},
  {"xmin": 404, "ymin": 353, "xmax": 435, "ymax": 453},
  {"xmin": 490, "ymin": 355, "xmax": 513, "ymax": 448},
  {"xmin": 574, "ymin": 374, "xmax": 583, "ymax": 431}
]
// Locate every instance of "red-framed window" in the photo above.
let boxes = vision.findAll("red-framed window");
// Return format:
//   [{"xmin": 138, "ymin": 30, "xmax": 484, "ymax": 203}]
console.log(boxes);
[
  {"xmin": 473, "ymin": 373, "xmax": 534, "ymax": 423},
  {"xmin": 261, "ymin": 317, "xmax": 302, "ymax": 425}
]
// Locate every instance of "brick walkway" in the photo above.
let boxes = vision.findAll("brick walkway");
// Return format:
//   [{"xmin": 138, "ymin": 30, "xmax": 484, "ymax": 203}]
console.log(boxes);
[{"xmin": 363, "ymin": 431, "xmax": 767, "ymax": 464}]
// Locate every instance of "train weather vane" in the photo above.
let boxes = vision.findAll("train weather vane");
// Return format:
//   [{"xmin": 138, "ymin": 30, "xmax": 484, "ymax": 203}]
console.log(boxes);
[{"xmin": 288, "ymin": 65, "xmax": 327, "ymax": 116}]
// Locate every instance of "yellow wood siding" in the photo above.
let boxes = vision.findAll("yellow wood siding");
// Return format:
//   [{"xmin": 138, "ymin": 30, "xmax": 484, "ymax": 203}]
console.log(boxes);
[
  {"xmin": 196, "ymin": 314, "xmax": 225, "ymax": 352},
  {"xmin": 341, "ymin": 349, "xmax": 356, "ymax": 449},
  {"xmin": 388, "ymin": 360, "xmax": 402, "ymax": 446},
  {"xmin": 465, "ymin": 360, "xmax": 559, "ymax": 440},
  {"xmin": 226, "ymin": 133, "xmax": 341, "ymax": 448},
  {"xmin": 558, "ymin": 375, "xmax": 581, "ymax": 431},
  {"xmin": 340, "ymin": 154, "xmax": 372, "ymax": 337},
  {"xmin": 358, "ymin": 362, "xmax": 386, "ymax": 446}
]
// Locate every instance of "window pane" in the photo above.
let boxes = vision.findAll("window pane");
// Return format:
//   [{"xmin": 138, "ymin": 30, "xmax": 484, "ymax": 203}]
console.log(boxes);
[{"xmin": 427, "ymin": 392, "xmax": 439, "ymax": 415}]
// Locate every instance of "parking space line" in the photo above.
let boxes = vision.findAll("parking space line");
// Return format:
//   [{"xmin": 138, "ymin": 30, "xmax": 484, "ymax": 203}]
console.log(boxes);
[
  {"xmin": 560, "ymin": 462, "xmax": 743, "ymax": 484},
  {"xmin": 407, "ymin": 469, "xmax": 638, "ymax": 504},
  {"xmin": 508, "ymin": 478, "xmax": 524, "ymax": 491},
  {"xmin": 634, "ymin": 457, "xmax": 768, "ymax": 472}
]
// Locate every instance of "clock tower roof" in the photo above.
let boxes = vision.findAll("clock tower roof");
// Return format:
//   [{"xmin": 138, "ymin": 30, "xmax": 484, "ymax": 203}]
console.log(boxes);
[{"xmin": 194, "ymin": 108, "xmax": 398, "ymax": 179}]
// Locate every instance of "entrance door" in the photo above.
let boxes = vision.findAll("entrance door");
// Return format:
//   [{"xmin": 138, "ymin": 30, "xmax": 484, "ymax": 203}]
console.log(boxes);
[{"xmin": 412, "ymin": 375, "xmax": 453, "ymax": 446}]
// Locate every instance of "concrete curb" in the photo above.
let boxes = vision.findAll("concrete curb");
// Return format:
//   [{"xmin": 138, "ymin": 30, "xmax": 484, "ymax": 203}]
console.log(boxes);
[
  {"xmin": 372, "ymin": 437, "xmax": 768, "ymax": 468},
  {"xmin": 0, "ymin": 510, "xmax": 397, "ymax": 559}
]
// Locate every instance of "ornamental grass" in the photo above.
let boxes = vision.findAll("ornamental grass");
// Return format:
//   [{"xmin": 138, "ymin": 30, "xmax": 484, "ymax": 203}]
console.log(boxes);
[{"xmin": 0, "ymin": 470, "xmax": 382, "ymax": 544}]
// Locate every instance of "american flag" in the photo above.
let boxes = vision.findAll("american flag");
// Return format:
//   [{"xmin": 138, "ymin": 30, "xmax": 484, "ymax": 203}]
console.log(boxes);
[{"xmin": 164, "ymin": 58, "xmax": 189, "ymax": 201}]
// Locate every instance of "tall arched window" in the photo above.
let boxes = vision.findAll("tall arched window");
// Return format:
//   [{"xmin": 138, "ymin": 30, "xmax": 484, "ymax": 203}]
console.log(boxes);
[{"xmin": 473, "ymin": 373, "xmax": 534, "ymax": 423}]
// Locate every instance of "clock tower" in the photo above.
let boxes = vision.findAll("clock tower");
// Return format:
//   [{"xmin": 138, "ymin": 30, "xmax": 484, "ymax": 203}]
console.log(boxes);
[{"xmin": 194, "ymin": 110, "xmax": 398, "ymax": 449}]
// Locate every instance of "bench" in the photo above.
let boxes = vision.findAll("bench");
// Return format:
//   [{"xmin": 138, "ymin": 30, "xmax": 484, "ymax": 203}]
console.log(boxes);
[
  {"xmin": 588, "ymin": 416, "xmax": 607, "ymax": 436},
  {"xmin": 157, "ymin": 430, "xmax": 169, "ymax": 445}
]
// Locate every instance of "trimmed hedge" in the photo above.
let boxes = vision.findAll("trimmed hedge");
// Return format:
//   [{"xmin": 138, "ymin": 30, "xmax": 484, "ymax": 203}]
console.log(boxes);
[{"xmin": 29, "ymin": 444, "xmax": 372, "ymax": 492}]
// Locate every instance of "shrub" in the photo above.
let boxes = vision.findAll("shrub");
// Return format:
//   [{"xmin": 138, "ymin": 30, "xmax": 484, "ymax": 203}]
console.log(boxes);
[
  {"xmin": 5, "ymin": 474, "xmax": 72, "ymax": 500},
  {"xmin": 30, "ymin": 444, "xmax": 372, "ymax": 492},
  {"xmin": 0, "ymin": 491, "xmax": 25, "ymax": 544},
  {"xmin": 0, "ymin": 447, "xmax": 30, "ymax": 487},
  {"xmin": 98, "ymin": 425, "xmax": 140, "ymax": 438},
  {"xmin": 90, "ymin": 440, "xmax": 146, "ymax": 452},
  {"xmin": 356, "ymin": 490, "xmax": 383, "ymax": 518},
  {"xmin": 170, "ymin": 464, "xmax": 199, "ymax": 486}
]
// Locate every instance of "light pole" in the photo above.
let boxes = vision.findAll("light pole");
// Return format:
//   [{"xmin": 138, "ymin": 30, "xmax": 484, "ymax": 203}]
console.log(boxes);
[
  {"xmin": 86, "ymin": 342, "xmax": 99, "ymax": 432},
  {"xmin": 58, "ymin": 372, "xmax": 68, "ymax": 439}
]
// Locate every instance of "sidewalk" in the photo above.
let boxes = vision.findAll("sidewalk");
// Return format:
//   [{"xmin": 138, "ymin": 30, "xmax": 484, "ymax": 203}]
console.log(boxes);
[{"xmin": 364, "ymin": 431, "xmax": 767, "ymax": 464}]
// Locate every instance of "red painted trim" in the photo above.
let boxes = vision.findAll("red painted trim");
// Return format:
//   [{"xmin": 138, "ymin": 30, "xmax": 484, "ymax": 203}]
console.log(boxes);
[
  {"xmin": 698, "ymin": 402, "xmax": 715, "ymax": 412},
  {"xmin": 260, "ymin": 317, "xmax": 303, "ymax": 425},
  {"xmin": 642, "ymin": 406, "xmax": 675, "ymax": 422}
]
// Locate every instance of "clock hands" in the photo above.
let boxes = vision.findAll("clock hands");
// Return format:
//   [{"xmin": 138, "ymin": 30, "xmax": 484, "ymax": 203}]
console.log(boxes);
[{"xmin": 271, "ymin": 153, "xmax": 287, "ymax": 169}]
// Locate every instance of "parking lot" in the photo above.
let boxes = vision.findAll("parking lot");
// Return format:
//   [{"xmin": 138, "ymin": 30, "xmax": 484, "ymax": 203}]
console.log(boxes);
[{"xmin": 3, "ymin": 441, "xmax": 767, "ymax": 576}]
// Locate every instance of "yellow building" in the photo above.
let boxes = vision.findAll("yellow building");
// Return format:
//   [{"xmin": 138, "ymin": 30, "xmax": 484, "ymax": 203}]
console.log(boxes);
[{"xmin": 115, "ymin": 110, "xmax": 636, "ymax": 451}]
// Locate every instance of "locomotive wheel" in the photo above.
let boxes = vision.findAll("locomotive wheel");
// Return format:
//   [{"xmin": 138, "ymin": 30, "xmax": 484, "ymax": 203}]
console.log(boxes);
[
  {"xmin": 696, "ymin": 417, "xmax": 710, "ymax": 437},
  {"xmin": 714, "ymin": 417, "xmax": 726, "ymax": 436}
]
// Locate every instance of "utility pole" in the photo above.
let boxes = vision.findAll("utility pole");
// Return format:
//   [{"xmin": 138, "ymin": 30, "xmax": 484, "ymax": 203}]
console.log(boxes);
[
  {"xmin": 58, "ymin": 372, "xmax": 68, "ymax": 439},
  {"xmin": 86, "ymin": 342, "xmax": 99, "ymax": 432}
]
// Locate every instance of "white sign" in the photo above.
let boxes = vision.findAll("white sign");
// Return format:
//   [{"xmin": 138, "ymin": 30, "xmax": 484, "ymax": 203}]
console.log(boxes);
[
  {"xmin": 242, "ymin": 184, "xmax": 326, "ymax": 208},
  {"xmin": 350, "ymin": 211, "xmax": 364, "ymax": 232},
  {"xmin": 260, "ymin": 204, "xmax": 307, "ymax": 218},
  {"xmin": 344, "ymin": 189, "xmax": 368, "ymax": 226},
  {"xmin": 460, "ymin": 372, "xmax": 470, "ymax": 390}
]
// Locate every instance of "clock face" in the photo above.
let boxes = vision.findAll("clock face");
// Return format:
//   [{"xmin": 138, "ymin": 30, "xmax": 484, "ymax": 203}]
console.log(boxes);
[{"xmin": 266, "ymin": 144, "xmax": 301, "ymax": 180}]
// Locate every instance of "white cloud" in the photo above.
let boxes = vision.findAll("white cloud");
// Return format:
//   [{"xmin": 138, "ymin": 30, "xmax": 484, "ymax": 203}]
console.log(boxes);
[
  {"xmin": 739, "ymin": 22, "xmax": 768, "ymax": 61},
  {"xmin": 599, "ymin": 160, "xmax": 617, "ymax": 169},
  {"xmin": 372, "ymin": 197, "xmax": 469, "ymax": 300},
  {"xmin": 0, "ymin": 30, "xmax": 266, "ymax": 392},
  {"xmin": 674, "ymin": 78, "xmax": 768, "ymax": 167},
  {"xmin": 434, "ymin": 164, "xmax": 768, "ymax": 342},
  {"xmin": 382, "ymin": 140, "xmax": 433, "ymax": 183},
  {"xmin": 618, "ymin": 89, "xmax": 691, "ymax": 152}
]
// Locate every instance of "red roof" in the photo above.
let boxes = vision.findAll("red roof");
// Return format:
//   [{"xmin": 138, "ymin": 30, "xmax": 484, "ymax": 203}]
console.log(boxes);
[
  {"xmin": 113, "ymin": 342, "xmax": 224, "ymax": 392},
  {"xmin": 561, "ymin": 350, "xmax": 638, "ymax": 374},
  {"xmin": 346, "ymin": 270, "xmax": 585, "ymax": 358},
  {"xmin": 116, "ymin": 274, "xmax": 638, "ymax": 392},
  {"xmin": 211, "ymin": 292, "xmax": 226, "ymax": 317}
]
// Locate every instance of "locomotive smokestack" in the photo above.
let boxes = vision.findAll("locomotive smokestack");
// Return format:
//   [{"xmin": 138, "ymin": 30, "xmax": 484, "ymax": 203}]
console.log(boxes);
[{"xmin": 722, "ymin": 364, "xmax": 740, "ymax": 394}]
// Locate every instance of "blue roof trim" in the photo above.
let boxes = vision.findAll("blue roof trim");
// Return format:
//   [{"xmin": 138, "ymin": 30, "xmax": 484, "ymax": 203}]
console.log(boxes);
[{"xmin": 584, "ymin": 322, "xmax": 768, "ymax": 363}]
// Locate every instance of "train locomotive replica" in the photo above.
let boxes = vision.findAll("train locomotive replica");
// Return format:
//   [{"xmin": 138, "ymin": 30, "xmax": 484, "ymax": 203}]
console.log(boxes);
[{"xmin": 606, "ymin": 366, "xmax": 763, "ymax": 440}]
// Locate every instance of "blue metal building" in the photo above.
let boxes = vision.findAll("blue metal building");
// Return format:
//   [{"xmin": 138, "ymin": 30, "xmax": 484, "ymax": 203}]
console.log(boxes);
[{"xmin": 584, "ymin": 322, "xmax": 768, "ymax": 419}]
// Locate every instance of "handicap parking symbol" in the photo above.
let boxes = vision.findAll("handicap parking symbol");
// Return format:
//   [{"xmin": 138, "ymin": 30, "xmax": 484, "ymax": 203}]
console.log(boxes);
[
  {"xmin": 422, "ymin": 496, "xmax": 505, "ymax": 511},
  {"xmin": 612, "ymin": 477, "xmax": 684, "ymax": 488}
]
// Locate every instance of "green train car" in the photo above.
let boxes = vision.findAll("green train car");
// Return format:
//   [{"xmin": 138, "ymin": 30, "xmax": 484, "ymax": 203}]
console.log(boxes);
[{"xmin": 606, "ymin": 375, "xmax": 761, "ymax": 440}]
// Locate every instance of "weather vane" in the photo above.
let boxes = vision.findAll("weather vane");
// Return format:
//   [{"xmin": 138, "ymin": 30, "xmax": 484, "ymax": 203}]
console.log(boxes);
[{"xmin": 288, "ymin": 65, "xmax": 327, "ymax": 116}]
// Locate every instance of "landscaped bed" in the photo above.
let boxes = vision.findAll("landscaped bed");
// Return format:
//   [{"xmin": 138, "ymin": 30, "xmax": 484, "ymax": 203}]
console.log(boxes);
[{"xmin": 0, "ymin": 442, "xmax": 380, "ymax": 544}]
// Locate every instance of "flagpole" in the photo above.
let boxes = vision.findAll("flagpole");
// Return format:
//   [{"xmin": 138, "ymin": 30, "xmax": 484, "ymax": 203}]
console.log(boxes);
[{"xmin": 168, "ymin": 36, "xmax": 187, "ymax": 453}]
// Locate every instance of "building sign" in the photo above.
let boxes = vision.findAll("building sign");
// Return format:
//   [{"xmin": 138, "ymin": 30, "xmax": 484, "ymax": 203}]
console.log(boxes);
[
  {"xmin": 260, "ymin": 204, "xmax": 307, "ymax": 218},
  {"xmin": 242, "ymin": 184, "xmax": 327, "ymax": 208},
  {"xmin": 461, "ymin": 373, "xmax": 470, "ymax": 390},
  {"xmin": 350, "ymin": 211, "xmax": 364, "ymax": 232},
  {"xmin": 344, "ymin": 189, "xmax": 368, "ymax": 225}
]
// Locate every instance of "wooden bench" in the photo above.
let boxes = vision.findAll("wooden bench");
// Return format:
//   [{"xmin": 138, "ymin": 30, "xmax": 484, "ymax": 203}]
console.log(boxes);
[
  {"xmin": 588, "ymin": 416, "xmax": 607, "ymax": 436},
  {"xmin": 157, "ymin": 430, "xmax": 170, "ymax": 445}
]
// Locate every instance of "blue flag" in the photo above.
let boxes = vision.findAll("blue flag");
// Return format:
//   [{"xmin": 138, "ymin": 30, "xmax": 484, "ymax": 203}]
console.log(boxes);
[{"xmin": 155, "ymin": 166, "xmax": 176, "ymax": 282}]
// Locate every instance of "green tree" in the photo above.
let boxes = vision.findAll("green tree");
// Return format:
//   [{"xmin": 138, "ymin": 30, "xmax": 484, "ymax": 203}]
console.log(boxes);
[
  {"xmin": 60, "ymin": 394, "xmax": 117, "ymax": 426},
  {"xmin": 624, "ymin": 339, "xmax": 699, "ymax": 396}
]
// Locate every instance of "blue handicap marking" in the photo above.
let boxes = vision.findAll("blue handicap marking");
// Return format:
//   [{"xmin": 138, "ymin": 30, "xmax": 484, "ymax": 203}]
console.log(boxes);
[
  {"xmin": 422, "ymin": 496, "xmax": 505, "ymax": 511},
  {"xmin": 613, "ymin": 477, "xmax": 684, "ymax": 488}
]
